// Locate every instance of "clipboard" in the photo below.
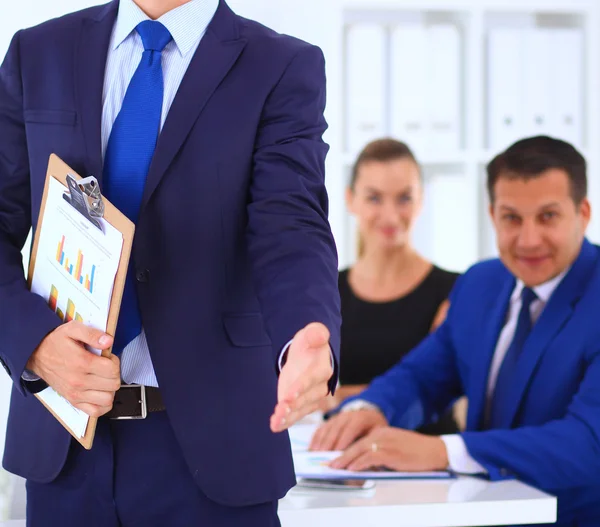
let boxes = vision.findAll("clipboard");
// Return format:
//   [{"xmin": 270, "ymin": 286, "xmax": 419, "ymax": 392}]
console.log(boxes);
[{"xmin": 26, "ymin": 154, "xmax": 135, "ymax": 449}]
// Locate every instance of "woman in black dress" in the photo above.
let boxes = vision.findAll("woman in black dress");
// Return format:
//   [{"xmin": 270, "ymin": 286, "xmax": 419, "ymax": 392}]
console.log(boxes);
[{"xmin": 333, "ymin": 138, "xmax": 460, "ymax": 434}]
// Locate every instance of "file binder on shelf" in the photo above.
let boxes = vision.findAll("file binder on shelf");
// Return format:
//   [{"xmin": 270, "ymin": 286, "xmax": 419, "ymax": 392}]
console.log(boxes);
[{"xmin": 345, "ymin": 23, "xmax": 387, "ymax": 153}]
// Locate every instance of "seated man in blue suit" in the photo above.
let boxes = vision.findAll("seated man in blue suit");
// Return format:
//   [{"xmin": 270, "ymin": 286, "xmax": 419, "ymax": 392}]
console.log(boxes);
[{"xmin": 311, "ymin": 135, "xmax": 600, "ymax": 527}]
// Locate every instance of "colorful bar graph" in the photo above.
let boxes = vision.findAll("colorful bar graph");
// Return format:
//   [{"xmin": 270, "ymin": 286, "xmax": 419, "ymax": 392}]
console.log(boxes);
[
  {"xmin": 65, "ymin": 299, "xmax": 75, "ymax": 322},
  {"xmin": 48, "ymin": 285, "xmax": 58, "ymax": 312},
  {"xmin": 55, "ymin": 235, "xmax": 97, "ymax": 294}
]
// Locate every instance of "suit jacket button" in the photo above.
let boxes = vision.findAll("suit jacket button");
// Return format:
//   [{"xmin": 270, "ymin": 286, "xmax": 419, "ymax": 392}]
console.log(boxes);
[{"xmin": 136, "ymin": 269, "xmax": 149, "ymax": 283}]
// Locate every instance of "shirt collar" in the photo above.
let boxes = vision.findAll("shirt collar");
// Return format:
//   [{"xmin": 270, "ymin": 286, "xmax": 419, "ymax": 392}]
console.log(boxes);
[
  {"xmin": 511, "ymin": 267, "xmax": 570, "ymax": 305},
  {"xmin": 113, "ymin": 0, "xmax": 219, "ymax": 57}
]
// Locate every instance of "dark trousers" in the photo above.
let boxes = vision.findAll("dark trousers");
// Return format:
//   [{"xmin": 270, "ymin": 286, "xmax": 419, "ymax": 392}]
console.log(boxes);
[{"xmin": 26, "ymin": 411, "xmax": 280, "ymax": 527}]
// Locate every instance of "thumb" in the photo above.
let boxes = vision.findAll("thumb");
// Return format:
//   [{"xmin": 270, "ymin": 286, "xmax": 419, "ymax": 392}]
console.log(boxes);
[
  {"xmin": 65, "ymin": 322, "xmax": 113, "ymax": 349},
  {"xmin": 300, "ymin": 322, "xmax": 330, "ymax": 351}
]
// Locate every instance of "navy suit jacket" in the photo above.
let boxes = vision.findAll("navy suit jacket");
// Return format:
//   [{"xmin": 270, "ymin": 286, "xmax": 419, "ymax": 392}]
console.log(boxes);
[
  {"xmin": 0, "ymin": 0, "xmax": 341, "ymax": 506},
  {"xmin": 351, "ymin": 239, "xmax": 600, "ymax": 526}
]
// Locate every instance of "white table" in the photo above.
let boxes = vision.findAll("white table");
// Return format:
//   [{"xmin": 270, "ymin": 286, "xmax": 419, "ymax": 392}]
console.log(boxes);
[
  {"xmin": 0, "ymin": 479, "xmax": 557, "ymax": 527},
  {"xmin": 279, "ymin": 476, "xmax": 556, "ymax": 526},
  {"xmin": 0, "ymin": 477, "xmax": 556, "ymax": 527},
  {"xmin": 1, "ymin": 420, "xmax": 557, "ymax": 527},
  {"xmin": 279, "ymin": 420, "xmax": 556, "ymax": 526}
]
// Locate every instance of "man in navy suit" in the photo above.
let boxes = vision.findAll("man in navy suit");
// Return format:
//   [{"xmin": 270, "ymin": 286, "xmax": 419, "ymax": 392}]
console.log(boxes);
[
  {"xmin": 0, "ymin": 1, "xmax": 340, "ymax": 525},
  {"xmin": 311, "ymin": 136, "xmax": 600, "ymax": 527}
]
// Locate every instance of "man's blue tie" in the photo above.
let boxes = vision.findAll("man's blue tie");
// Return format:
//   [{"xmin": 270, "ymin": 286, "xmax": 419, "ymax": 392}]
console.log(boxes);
[
  {"xmin": 102, "ymin": 21, "xmax": 172, "ymax": 355},
  {"xmin": 487, "ymin": 286, "xmax": 538, "ymax": 429}
]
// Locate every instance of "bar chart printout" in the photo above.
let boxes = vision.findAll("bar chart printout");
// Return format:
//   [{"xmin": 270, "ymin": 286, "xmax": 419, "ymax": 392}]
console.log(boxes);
[{"xmin": 55, "ymin": 235, "xmax": 97, "ymax": 294}]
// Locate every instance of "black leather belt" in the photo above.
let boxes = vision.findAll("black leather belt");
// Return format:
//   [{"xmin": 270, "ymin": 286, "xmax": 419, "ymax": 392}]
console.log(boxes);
[{"xmin": 106, "ymin": 384, "xmax": 165, "ymax": 420}]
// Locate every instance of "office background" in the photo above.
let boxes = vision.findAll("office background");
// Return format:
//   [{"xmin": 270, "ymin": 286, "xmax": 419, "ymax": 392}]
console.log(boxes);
[{"xmin": 1, "ymin": 0, "xmax": 599, "ymax": 518}]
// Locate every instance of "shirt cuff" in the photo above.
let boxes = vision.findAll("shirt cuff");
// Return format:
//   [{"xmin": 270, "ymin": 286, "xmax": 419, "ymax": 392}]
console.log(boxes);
[
  {"xmin": 441, "ymin": 434, "xmax": 488, "ymax": 474},
  {"xmin": 340, "ymin": 399, "xmax": 381, "ymax": 412},
  {"xmin": 21, "ymin": 369, "xmax": 41, "ymax": 382},
  {"xmin": 277, "ymin": 339, "xmax": 293, "ymax": 372},
  {"xmin": 277, "ymin": 339, "xmax": 335, "ymax": 372}
]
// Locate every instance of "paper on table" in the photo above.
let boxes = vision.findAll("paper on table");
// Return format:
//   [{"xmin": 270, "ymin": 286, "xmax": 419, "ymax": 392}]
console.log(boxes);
[
  {"xmin": 30, "ymin": 177, "xmax": 124, "ymax": 437},
  {"xmin": 288, "ymin": 423, "xmax": 318, "ymax": 453},
  {"xmin": 293, "ymin": 451, "xmax": 453, "ymax": 480}
]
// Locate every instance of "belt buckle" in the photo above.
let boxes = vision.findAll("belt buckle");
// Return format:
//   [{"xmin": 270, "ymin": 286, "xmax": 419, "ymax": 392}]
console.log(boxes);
[{"xmin": 110, "ymin": 384, "xmax": 147, "ymax": 420}]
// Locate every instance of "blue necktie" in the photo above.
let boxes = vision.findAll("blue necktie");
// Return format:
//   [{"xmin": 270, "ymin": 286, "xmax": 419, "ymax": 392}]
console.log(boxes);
[
  {"xmin": 103, "ymin": 21, "xmax": 172, "ymax": 355},
  {"xmin": 487, "ymin": 286, "xmax": 538, "ymax": 429}
]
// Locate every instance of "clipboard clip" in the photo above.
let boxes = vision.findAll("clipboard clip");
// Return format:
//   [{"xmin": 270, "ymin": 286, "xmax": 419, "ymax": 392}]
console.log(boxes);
[{"xmin": 62, "ymin": 174, "xmax": 104, "ymax": 231}]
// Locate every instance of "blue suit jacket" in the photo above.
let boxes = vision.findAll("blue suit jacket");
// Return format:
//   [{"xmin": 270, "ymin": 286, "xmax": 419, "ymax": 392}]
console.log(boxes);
[
  {"xmin": 0, "ymin": 0, "xmax": 341, "ymax": 506},
  {"xmin": 353, "ymin": 239, "xmax": 600, "ymax": 526}
]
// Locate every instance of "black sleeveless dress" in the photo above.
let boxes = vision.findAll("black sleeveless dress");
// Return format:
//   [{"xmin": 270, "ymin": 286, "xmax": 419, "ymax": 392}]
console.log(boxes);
[{"xmin": 338, "ymin": 266, "xmax": 460, "ymax": 435}]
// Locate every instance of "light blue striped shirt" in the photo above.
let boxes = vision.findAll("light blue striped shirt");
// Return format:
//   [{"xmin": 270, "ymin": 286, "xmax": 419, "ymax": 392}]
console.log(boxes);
[{"xmin": 103, "ymin": 0, "xmax": 219, "ymax": 386}]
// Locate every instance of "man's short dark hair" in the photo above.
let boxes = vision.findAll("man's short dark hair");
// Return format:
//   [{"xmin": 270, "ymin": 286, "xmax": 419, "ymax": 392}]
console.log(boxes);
[{"xmin": 486, "ymin": 135, "xmax": 587, "ymax": 205}]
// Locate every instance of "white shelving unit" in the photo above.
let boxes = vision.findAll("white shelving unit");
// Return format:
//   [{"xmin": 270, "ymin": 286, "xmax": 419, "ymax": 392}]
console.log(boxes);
[{"xmin": 332, "ymin": 0, "xmax": 600, "ymax": 271}]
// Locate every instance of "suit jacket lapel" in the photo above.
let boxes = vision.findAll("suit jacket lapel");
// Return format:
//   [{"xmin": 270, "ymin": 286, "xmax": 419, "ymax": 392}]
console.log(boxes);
[
  {"xmin": 140, "ymin": 1, "xmax": 247, "ymax": 212},
  {"xmin": 497, "ymin": 239, "xmax": 598, "ymax": 428},
  {"xmin": 75, "ymin": 1, "xmax": 118, "ymax": 186},
  {"xmin": 466, "ymin": 275, "xmax": 514, "ymax": 431}
]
